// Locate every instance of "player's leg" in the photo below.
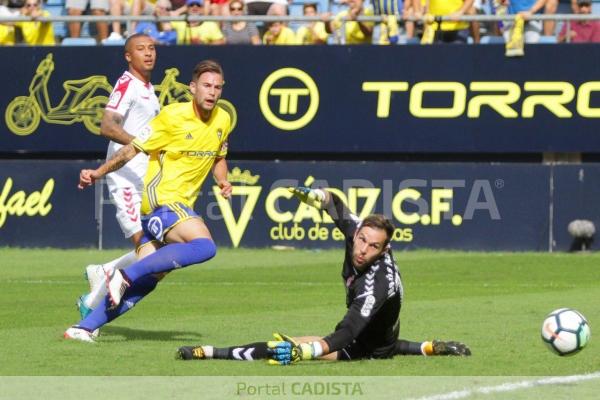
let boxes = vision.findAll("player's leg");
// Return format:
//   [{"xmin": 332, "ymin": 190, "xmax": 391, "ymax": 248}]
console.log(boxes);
[
  {"xmin": 543, "ymin": 0, "xmax": 558, "ymax": 36},
  {"xmin": 108, "ymin": 0, "xmax": 124, "ymax": 37},
  {"xmin": 91, "ymin": 0, "xmax": 109, "ymax": 40},
  {"xmin": 107, "ymin": 204, "xmax": 217, "ymax": 306},
  {"xmin": 177, "ymin": 335, "xmax": 339, "ymax": 361},
  {"xmin": 121, "ymin": 217, "xmax": 215, "ymax": 281},
  {"xmin": 393, "ymin": 339, "xmax": 471, "ymax": 356},
  {"xmin": 80, "ymin": 230, "xmax": 145, "ymax": 314},
  {"xmin": 64, "ymin": 241, "xmax": 161, "ymax": 341},
  {"xmin": 394, "ymin": 339, "xmax": 430, "ymax": 355},
  {"xmin": 78, "ymin": 184, "xmax": 144, "ymax": 314},
  {"xmin": 66, "ymin": 5, "xmax": 84, "ymax": 38},
  {"xmin": 177, "ymin": 342, "xmax": 273, "ymax": 361}
]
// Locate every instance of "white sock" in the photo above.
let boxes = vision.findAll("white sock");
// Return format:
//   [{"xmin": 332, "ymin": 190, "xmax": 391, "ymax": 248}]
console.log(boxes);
[
  {"xmin": 202, "ymin": 346, "xmax": 214, "ymax": 358},
  {"xmin": 104, "ymin": 250, "xmax": 137, "ymax": 272},
  {"xmin": 84, "ymin": 251, "xmax": 138, "ymax": 309}
]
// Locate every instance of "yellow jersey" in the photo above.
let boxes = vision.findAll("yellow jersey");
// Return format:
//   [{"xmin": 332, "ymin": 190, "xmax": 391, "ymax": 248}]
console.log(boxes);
[
  {"xmin": 173, "ymin": 21, "xmax": 224, "ymax": 45},
  {"xmin": 296, "ymin": 22, "xmax": 328, "ymax": 44},
  {"xmin": 132, "ymin": 101, "xmax": 232, "ymax": 215},
  {"xmin": 263, "ymin": 26, "xmax": 297, "ymax": 45},
  {"xmin": 332, "ymin": 7, "xmax": 374, "ymax": 44},
  {"xmin": 16, "ymin": 10, "xmax": 55, "ymax": 45},
  {"xmin": 429, "ymin": 0, "xmax": 469, "ymax": 31},
  {"xmin": 0, "ymin": 24, "xmax": 14, "ymax": 46}
]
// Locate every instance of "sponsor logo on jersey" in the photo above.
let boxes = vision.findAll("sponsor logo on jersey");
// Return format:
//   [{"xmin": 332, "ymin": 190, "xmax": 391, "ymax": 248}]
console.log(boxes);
[
  {"xmin": 107, "ymin": 91, "xmax": 122, "ymax": 109},
  {"xmin": 107, "ymin": 74, "xmax": 132, "ymax": 109},
  {"xmin": 137, "ymin": 126, "xmax": 152, "ymax": 142},
  {"xmin": 180, "ymin": 150, "xmax": 218, "ymax": 157},
  {"xmin": 148, "ymin": 216, "xmax": 164, "ymax": 240},
  {"xmin": 185, "ymin": 133, "xmax": 193, "ymax": 140},
  {"xmin": 360, "ymin": 295, "xmax": 376, "ymax": 317}
]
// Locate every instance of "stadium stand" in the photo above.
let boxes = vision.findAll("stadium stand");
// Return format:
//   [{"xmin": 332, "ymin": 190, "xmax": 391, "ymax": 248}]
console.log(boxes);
[
  {"xmin": 44, "ymin": 0, "xmax": 67, "ymax": 39},
  {"xmin": 62, "ymin": 36, "xmax": 96, "ymax": 44}
]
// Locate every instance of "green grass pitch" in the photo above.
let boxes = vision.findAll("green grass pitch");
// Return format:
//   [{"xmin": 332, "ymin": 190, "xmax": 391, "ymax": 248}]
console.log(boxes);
[{"xmin": 1, "ymin": 248, "xmax": 599, "ymax": 379}]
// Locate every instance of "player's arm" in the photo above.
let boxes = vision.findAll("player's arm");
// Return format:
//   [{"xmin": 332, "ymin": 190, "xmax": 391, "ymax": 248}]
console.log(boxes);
[
  {"xmin": 520, "ymin": 0, "xmax": 547, "ymax": 18},
  {"xmin": 212, "ymin": 157, "xmax": 232, "ymax": 199},
  {"xmin": 351, "ymin": 7, "xmax": 373, "ymax": 37},
  {"xmin": 270, "ymin": 275, "xmax": 387, "ymax": 364},
  {"xmin": 324, "ymin": 266, "xmax": 391, "ymax": 353},
  {"xmin": 78, "ymin": 144, "xmax": 139, "ymax": 189},
  {"xmin": 323, "ymin": 191, "xmax": 361, "ymax": 237},
  {"xmin": 268, "ymin": 333, "xmax": 331, "ymax": 365},
  {"xmin": 322, "ymin": 12, "xmax": 334, "ymax": 34},
  {"xmin": 289, "ymin": 187, "xmax": 359, "ymax": 237},
  {"xmin": 100, "ymin": 109, "xmax": 135, "ymax": 145}
]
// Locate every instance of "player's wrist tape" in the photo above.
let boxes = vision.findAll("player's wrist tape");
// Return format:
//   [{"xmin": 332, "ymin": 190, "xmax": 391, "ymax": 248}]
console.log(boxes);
[
  {"xmin": 312, "ymin": 189, "xmax": 326, "ymax": 202},
  {"xmin": 300, "ymin": 341, "xmax": 323, "ymax": 359}
]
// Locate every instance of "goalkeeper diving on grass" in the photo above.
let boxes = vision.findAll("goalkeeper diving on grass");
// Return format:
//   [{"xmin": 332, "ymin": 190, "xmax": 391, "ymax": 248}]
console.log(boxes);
[{"xmin": 176, "ymin": 187, "xmax": 471, "ymax": 363}]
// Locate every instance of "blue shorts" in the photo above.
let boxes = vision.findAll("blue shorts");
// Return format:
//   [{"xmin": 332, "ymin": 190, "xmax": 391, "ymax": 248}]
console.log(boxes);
[{"xmin": 140, "ymin": 203, "xmax": 198, "ymax": 246}]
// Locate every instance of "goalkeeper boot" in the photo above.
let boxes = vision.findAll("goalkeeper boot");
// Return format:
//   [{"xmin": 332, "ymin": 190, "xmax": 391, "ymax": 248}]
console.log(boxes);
[
  {"xmin": 84, "ymin": 264, "xmax": 106, "ymax": 292},
  {"xmin": 106, "ymin": 269, "xmax": 130, "ymax": 308},
  {"xmin": 432, "ymin": 340, "xmax": 472, "ymax": 356},
  {"xmin": 176, "ymin": 346, "xmax": 206, "ymax": 360},
  {"xmin": 63, "ymin": 326, "xmax": 95, "ymax": 343}
]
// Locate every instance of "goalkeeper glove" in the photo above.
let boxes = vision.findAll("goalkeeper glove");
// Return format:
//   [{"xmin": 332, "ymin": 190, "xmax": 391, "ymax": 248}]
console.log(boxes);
[
  {"xmin": 267, "ymin": 333, "xmax": 322, "ymax": 365},
  {"xmin": 287, "ymin": 187, "xmax": 326, "ymax": 209}
]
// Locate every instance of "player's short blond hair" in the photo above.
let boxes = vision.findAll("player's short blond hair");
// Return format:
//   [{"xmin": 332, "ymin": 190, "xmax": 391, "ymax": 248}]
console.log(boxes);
[{"xmin": 192, "ymin": 60, "xmax": 224, "ymax": 82}]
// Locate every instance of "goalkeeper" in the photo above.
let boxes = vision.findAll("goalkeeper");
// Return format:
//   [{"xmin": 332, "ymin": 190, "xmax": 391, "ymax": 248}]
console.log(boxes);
[{"xmin": 177, "ymin": 187, "xmax": 471, "ymax": 363}]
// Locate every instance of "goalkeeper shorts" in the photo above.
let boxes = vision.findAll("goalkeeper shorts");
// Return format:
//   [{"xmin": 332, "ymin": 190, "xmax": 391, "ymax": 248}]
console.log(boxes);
[{"xmin": 337, "ymin": 340, "xmax": 397, "ymax": 361}]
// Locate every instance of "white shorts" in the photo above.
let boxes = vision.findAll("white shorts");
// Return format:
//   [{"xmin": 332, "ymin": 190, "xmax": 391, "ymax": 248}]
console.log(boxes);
[
  {"xmin": 503, "ymin": 20, "xmax": 542, "ymax": 43},
  {"xmin": 106, "ymin": 169, "xmax": 144, "ymax": 239}
]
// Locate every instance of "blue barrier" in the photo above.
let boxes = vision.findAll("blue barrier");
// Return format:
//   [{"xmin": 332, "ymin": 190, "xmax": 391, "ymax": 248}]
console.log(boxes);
[{"xmin": 1, "ymin": 160, "xmax": 597, "ymax": 251}]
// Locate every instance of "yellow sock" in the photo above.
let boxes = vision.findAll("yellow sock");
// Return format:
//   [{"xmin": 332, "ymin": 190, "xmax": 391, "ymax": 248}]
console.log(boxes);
[{"xmin": 421, "ymin": 341, "xmax": 434, "ymax": 356}]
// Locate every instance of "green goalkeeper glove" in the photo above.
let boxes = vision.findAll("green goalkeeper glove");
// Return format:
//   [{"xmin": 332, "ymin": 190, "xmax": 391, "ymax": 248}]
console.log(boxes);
[
  {"xmin": 267, "ymin": 333, "xmax": 319, "ymax": 365},
  {"xmin": 287, "ymin": 187, "xmax": 326, "ymax": 209}
]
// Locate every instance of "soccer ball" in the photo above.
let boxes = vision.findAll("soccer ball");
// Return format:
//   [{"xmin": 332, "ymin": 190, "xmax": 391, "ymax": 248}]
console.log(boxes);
[{"xmin": 541, "ymin": 308, "xmax": 591, "ymax": 356}]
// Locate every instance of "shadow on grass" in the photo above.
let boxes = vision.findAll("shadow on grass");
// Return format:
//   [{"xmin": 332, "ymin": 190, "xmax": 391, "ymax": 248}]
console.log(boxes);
[{"xmin": 100, "ymin": 326, "xmax": 203, "ymax": 342}]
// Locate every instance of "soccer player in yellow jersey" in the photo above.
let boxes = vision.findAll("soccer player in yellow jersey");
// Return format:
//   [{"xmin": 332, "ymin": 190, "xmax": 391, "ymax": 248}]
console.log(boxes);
[{"xmin": 65, "ymin": 60, "xmax": 232, "ymax": 343}]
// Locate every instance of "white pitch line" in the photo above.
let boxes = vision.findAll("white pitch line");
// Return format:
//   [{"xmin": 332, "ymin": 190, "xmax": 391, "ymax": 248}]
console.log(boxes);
[{"xmin": 410, "ymin": 372, "xmax": 600, "ymax": 400}]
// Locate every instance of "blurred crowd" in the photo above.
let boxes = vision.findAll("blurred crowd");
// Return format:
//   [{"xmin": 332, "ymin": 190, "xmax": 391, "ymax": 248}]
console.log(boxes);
[{"xmin": 1, "ymin": 0, "xmax": 599, "ymax": 45}]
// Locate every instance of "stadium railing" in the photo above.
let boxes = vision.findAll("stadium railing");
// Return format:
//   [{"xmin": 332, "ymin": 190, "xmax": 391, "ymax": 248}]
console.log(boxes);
[{"xmin": 0, "ymin": 13, "xmax": 598, "ymax": 44}]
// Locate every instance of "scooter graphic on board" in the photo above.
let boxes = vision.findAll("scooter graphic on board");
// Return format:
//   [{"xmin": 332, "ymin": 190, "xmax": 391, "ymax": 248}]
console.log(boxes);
[{"xmin": 5, "ymin": 53, "xmax": 112, "ymax": 136}]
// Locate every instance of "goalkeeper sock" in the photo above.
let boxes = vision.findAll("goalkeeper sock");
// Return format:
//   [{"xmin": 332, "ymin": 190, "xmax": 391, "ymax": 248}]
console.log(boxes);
[
  {"xmin": 124, "ymin": 238, "xmax": 216, "ymax": 282},
  {"xmin": 78, "ymin": 274, "xmax": 158, "ymax": 331},
  {"xmin": 421, "ymin": 341, "xmax": 434, "ymax": 356},
  {"xmin": 85, "ymin": 251, "xmax": 138, "ymax": 309},
  {"xmin": 212, "ymin": 342, "xmax": 271, "ymax": 361},
  {"xmin": 394, "ymin": 340, "xmax": 428, "ymax": 355}
]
